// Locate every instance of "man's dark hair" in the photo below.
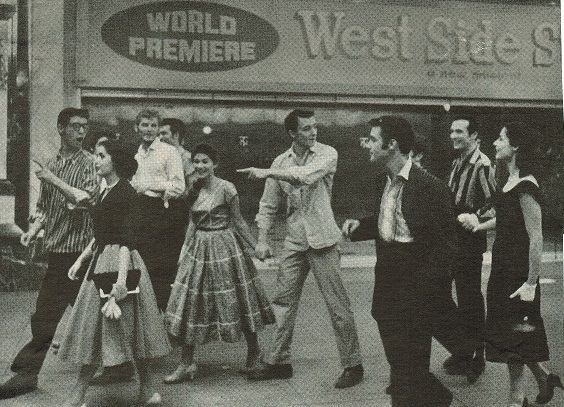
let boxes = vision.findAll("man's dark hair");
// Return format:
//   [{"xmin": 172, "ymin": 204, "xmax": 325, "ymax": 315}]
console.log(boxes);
[
  {"xmin": 452, "ymin": 115, "xmax": 478, "ymax": 137},
  {"xmin": 161, "ymin": 118, "xmax": 188, "ymax": 144},
  {"xmin": 57, "ymin": 108, "xmax": 89, "ymax": 128},
  {"xmin": 412, "ymin": 137, "xmax": 427, "ymax": 156},
  {"xmin": 98, "ymin": 139, "xmax": 138, "ymax": 180},
  {"xmin": 368, "ymin": 116, "xmax": 415, "ymax": 155},
  {"xmin": 284, "ymin": 109, "xmax": 314, "ymax": 133}
]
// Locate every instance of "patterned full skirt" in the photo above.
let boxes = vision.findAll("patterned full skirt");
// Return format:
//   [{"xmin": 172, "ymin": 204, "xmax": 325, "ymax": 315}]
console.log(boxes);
[
  {"xmin": 58, "ymin": 245, "xmax": 171, "ymax": 367},
  {"xmin": 165, "ymin": 229, "xmax": 274, "ymax": 345}
]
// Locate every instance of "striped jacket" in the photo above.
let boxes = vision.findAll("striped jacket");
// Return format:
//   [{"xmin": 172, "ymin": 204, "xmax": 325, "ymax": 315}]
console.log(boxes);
[
  {"xmin": 448, "ymin": 147, "xmax": 496, "ymax": 219},
  {"xmin": 34, "ymin": 149, "xmax": 98, "ymax": 253}
]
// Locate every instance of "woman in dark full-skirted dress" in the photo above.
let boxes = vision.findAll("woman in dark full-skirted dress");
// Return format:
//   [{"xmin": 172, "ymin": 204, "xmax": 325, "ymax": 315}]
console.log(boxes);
[
  {"xmin": 474, "ymin": 122, "xmax": 562, "ymax": 407},
  {"xmin": 58, "ymin": 140, "xmax": 170, "ymax": 406},
  {"xmin": 163, "ymin": 143, "xmax": 274, "ymax": 384}
]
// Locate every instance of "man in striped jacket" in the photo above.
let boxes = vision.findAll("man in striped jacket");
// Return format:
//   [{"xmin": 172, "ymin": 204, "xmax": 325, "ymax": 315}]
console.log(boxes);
[
  {"xmin": 444, "ymin": 116, "xmax": 496, "ymax": 383},
  {"xmin": 0, "ymin": 108, "xmax": 98, "ymax": 399}
]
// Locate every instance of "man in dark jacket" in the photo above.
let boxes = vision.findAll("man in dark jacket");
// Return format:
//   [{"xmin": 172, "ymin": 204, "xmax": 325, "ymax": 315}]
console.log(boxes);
[{"xmin": 343, "ymin": 116, "xmax": 457, "ymax": 407}]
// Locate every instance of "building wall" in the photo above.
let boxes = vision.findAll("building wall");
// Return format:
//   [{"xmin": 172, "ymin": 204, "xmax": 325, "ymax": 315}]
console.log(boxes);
[{"xmin": 28, "ymin": 0, "xmax": 65, "ymax": 214}]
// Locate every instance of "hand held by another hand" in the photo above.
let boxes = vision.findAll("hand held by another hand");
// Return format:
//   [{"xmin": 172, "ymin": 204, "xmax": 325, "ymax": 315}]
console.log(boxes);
[
  {"xmin": 509, "ymin": 282, "xmax": 537, "ymax": 302},
  {"xmin": 254, "ymin": 242, "xmax": 272, "ymax": 261},
  {"xmin": 68, "ymin": 261, "xmax": 82, "ymax": 280},
  {"xmin": 341, "ymin": 219, "xmax": 360, "ymax": 238},
  {"xmin": 20, "ymin": 232, "xmax": 33, "ymax": 247},
  {"xmin": 101, "ymin": 297, "xmax": 122, "ymax": 320}
]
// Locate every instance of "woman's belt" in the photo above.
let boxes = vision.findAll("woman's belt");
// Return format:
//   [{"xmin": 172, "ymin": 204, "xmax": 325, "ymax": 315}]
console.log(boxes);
[{"xmin": 196, "ymin": 226, "xmax": 229, "ymax": 232}]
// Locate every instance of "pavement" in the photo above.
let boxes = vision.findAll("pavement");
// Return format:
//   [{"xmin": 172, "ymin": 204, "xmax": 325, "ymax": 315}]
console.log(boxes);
[{"xmin": 0, "ymin": 252, "xmax": 562, "ymax": 407}]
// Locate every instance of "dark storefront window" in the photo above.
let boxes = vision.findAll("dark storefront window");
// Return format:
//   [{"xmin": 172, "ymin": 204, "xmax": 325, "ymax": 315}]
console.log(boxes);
[{"xmin": 82, "ymin": 98, "xmax": 563, "ymax": 245}]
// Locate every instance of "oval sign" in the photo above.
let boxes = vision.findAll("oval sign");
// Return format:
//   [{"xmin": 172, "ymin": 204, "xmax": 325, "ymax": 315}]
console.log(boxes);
[{"xmin": 101, "ymin": 1, "xmax": 279, "ymax": 72}]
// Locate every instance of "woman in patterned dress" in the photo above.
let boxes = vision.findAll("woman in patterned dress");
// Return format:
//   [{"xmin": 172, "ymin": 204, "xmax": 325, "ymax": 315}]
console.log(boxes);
[
  {"xmin": 474, "ymin": 122, "xmax": 562, "ymax": 407},
  {"xmin": 58, "ymin": 140, "xmax": 170, "ymax": 406},
  {"xmin": 164, "ymin": 143, "xmax": 274, "ymax": 384}
]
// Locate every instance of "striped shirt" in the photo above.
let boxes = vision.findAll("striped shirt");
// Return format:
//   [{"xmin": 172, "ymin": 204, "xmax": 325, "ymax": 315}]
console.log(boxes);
[
  {"xmin": 34, "ymin": 149, "xmax": 98, "ymax": 253},
  {"xmin": 448, "ymin": 147, "xmax": 496, "ymax": 218},
  {"xmin": 378, "ymin": 158, "xmax": 414, "ymax": 243}
]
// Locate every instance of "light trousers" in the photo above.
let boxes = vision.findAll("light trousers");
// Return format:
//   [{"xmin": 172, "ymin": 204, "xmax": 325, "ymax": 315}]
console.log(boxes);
[{"xmin": 265, "ymin": 244, "xmax": 362, "ymax": 368}]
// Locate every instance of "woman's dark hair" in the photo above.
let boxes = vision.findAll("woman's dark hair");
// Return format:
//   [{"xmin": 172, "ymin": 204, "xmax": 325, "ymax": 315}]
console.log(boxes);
[
  {"xmin": 84, "ymin": 129, "xmax": 119, "ymax": 153},
  {"xmin": 192, "ymin": 143, "xmax": 218, "ymax": 163},
  {"xmin": 98, "ymin": 139, "xmax": 138, "ymax": 180},
  {"xmin": 186, "ymin": 143, "xmax": 218, "ymax": 208},
  {"xmin": 502, "ymin": 121, "xmax": 541, "ymax": 178}
]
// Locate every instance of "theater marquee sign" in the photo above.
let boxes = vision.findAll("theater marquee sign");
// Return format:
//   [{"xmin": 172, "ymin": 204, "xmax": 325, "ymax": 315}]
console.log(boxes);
[{"xmin": 76, "ymin": 0, "xmax": 562, "ymax": 101}]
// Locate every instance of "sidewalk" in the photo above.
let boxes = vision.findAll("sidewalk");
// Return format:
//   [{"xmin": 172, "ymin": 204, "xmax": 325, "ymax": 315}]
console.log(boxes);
[{"xmin": 0, "ymin": 259, "xmax": 563, "ymax": 406}]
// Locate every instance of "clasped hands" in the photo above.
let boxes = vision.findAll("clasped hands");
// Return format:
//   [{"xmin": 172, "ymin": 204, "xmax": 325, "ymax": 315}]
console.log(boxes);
[
  {"xmin": 510, "ymin": 282, "xmax": 537, "ymax": 302},
  {"xmin": 101, "ymin": 284, "xmax": 127, "ymax": 320},
  {"xmin": 341, "ymin": 219, "xmax": 360, "ymax": 238},
  {"xmin": 457, "ymin": 213, "xmax": 480, "ymax": 232}
]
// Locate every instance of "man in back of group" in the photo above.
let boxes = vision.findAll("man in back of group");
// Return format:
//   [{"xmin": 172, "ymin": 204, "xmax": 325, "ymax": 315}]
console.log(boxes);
[
  {"xmin": 159, "ymin": 118, "xmax": 195, "ymax": 191},
  {"xmin": 239, "ymin": 109, "xmax": 364, "ymax": 389},
  {"xmin": 131, "ymin": 109, "xmax": 185, "ymax": 311},
  {"xmin": 444, "ymin": 116, "xmax": 496, "ymax": 382},
  {"xmin": 0, "ymin": 108, "xmax": 98, "ymax": 400}
]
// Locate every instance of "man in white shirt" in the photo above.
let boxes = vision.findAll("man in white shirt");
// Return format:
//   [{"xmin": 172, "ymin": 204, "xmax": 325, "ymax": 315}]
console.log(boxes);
[{"xmin": 130, "ymin": 109, "xmax": 185, "ymax": 311}]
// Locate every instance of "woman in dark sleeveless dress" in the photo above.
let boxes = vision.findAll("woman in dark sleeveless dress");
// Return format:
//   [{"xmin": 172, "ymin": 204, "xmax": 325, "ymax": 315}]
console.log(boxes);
[{"xmin": 474, "ymin": 122, "xmax": 562, "ymax": 407}]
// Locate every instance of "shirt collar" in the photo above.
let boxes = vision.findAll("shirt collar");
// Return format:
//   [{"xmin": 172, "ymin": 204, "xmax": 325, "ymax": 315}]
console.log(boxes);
[
  {"xmin": 286, "ymin": 142, "xmax": 319, "ymax": 158},
  {"xmin": 468, "ymin": 147, "xmax": 481, "ymax": 165},
  {"xmin": 389, "ymin": 158, "xmax": 412, "ymax": 182},
  {"xmin": 457, "ymin": 146, "xmax": 479, "ymax": 166},
  {"xmin": 56, "ymin": 148, "xmax": 86, "ymax": 162},
  {"xmin": 138, "ymin": 137, "xmax": 161, "ymax": 154}
]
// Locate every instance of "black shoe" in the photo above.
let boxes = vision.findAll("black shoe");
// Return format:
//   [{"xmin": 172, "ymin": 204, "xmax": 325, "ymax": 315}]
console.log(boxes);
[
  {"xmin": 334, "ymin": 364, "xmax": 363, "ymax": 389},
  {"xmin": 466, "ymin": 355, "xmax": 485, "ymax": 385},
  {"xmin": 0, "ymin": 373, "xmax": 38, "ymax": 400},
  {"xmin": 247, "ymin": 363, "xmax": 293, "ymax": 381},
  {"xmin": 444, "ymin": 355, "xmax": 472, "ymax": 375},
  {"xmin": 89, "ymin": 362, "xmax": 135, "ymax": 385},
  {"xmin": 536, "ymin": 373, "xmax": 564, "ymax": 404}
]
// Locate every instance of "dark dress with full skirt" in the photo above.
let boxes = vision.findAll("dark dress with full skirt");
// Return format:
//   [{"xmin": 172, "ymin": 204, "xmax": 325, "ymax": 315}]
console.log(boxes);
[
  {"xmin": 59, "ymin": 179, "xmax": 170, "ymax": 367},
  {"xmin": 485, "ymin": 180, "xmax": 549, "ymax": 364}
]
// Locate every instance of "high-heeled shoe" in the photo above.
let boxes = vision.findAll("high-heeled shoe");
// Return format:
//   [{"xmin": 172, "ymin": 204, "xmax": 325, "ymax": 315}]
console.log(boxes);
[
  {"xmin": 145, "ymin": 392, "xmax": 161, "ymax": 405},
  {"xmin": 508, "ymin": 397, "xmax": 528, "ymax": 407},
  {"xmin": 536, "ymin": 373, "xmax": 564, "ymax": 404},
  {"xmin": 163, "ymin": 363, "xmax": 197, "ymax": 384}
]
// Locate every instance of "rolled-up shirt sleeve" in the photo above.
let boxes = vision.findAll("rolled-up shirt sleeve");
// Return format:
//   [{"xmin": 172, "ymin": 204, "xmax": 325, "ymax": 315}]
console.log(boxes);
[
  {"xmin": 81, "ymin": 162, "xmax": 101, "ymax": 207},
  {"xmin": 256, "ymin": 177, "xmax": 284, "ymax": 231},
  {"xmin": 274, "ymin": 148, "xmax": 337, "ymax": 186},
  {"xmin": 164, "ymin": 150, "xmax": 186, "ymax": 198}
]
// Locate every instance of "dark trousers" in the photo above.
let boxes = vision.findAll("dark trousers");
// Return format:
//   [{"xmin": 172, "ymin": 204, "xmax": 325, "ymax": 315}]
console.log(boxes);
[
  {"xmin": 11, "ymin": 252, "xmax": 84, "ymax": 375},
  {"xmin": 372, "ymin": 241, "xmax": 452, "ymax": 407},
  {"xmin": 432, "ymin": 274, "xmax": 477, "ymax": 358},
  {"xmin": 452, "ymin": 251, "xmax": 486, "ymax": 355},
  {"xmin": 136, "ymin": 195, "xmax": 186, "ymax": 312}
]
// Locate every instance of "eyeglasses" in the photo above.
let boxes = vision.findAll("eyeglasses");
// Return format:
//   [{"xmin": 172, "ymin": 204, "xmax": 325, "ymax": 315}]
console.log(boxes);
[{"xmin": 67, "ymin": 123, "xmax": 89, "ymax": 132}]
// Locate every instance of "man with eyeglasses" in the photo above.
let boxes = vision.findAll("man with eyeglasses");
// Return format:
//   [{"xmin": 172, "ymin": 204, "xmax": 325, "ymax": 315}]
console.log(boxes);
[{"xmin": 0, "ymin": 108, "xmax": 98, "ymax": 400}]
